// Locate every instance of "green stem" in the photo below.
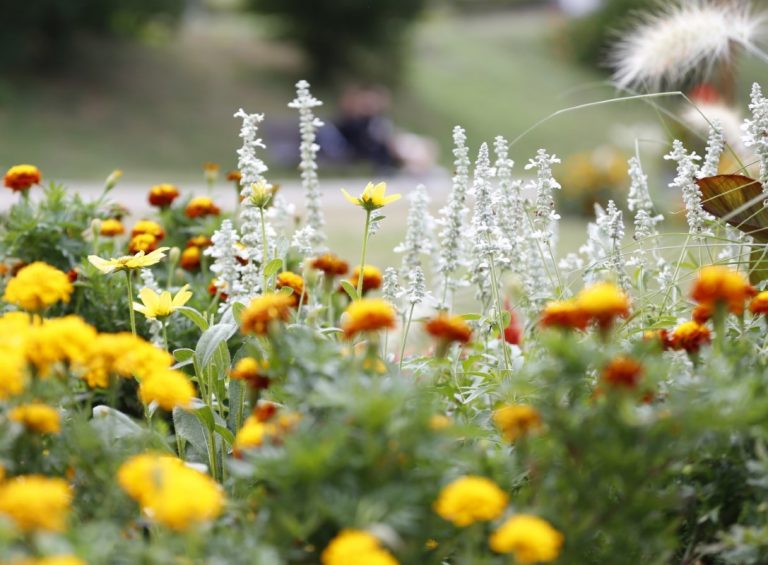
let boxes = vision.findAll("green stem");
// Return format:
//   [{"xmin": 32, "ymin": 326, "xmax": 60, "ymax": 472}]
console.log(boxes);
[
  {"xmin": 259, "ymin": 207, "xmax": 269, "ymax": 292},
  {"xmin": 356, "ymin": 211, "xmax": 372, "ymax": 298},
  {"xmin": 399, "ymin": 304, "xmax": 415, "ymax": 371},
  {"xmin": 125, "ymin": 270, "xmax": 137, "ymax": 336},
  {"xmin": 487, "ymin": 247, "xmax": 512, "ymax": 375},
  {"xmin": 162, "ymin": 320, "xmax": 169, "ymax": 352}
]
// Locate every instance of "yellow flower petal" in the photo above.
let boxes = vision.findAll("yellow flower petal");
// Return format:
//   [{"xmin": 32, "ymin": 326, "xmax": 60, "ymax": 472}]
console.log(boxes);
[
  {"xmin": 382, "ymin": 193, "xmax": 401, "ymax": 205},
  {"xmin": 341, "ymin": 188, "xmax": 361, "ymax": 206},
  {"xmin": 171, "ymin": 285, "xmax": 193, "ymax": 308}
]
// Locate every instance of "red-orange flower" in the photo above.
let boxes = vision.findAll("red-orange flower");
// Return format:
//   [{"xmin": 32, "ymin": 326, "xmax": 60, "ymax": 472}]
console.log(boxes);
[
  {"xmin": 185, "ymin": 196, "xmax": 221, "ymax": 218},
  {"xmin": 131, "ymin": 220, "xmax": 165, "ymax": 241},
  {"xmin": 180, "ymin": 246, "xmax": 201, "ymax": 271},
  {"xmin": 312, "ymin": 253, "xmax": 349, "ymax": 277},
  {"xmin": 148, "ymin": 184, "xmax": 180, "ymax": 208},
  {"xmin": 342, "ymin": 298, "xmax": 396, "ymax": 338},
  {"xmin": 643, "ymin": 329, "xmax": 673, "ymax": 350},
  {"xmin": 347, "ymin": 265, "xmax": 382, "ymax": 294},
  {"xmin": 187, "ymin": 236, "xmax": 212, "ymax": 249},
  {"xmin": 208, "ymin": 279, "xmax": 228, "ymax": 301},
  {"xmin": 100, "ymin": 219, "xmax": 125, "ymax": 237},
  {"xmin": 4, "ymin": 164, "xmax": 41, "ymax": 192},
  {"xmin": 128, "ymin": 234, "xmax": 158, "ymax": 254},
  {"xmin": 691, "ymin": 265, "xmax": 755, "ymax": 315},
  {"xmin": 749, "ymin": 291, "xmax": 768, "ymax": 315},
  {"xmin": 671, "ymin": 321, "xmax": 711, "ymax": 353},
  {"xmin": 424, "ymin": 314, "xmax": 472, "ymax": 345},
  {"xmin": 540, "ymin": 300, "xmax": 588, "ymax": 330},
  {"xmin": 602, "ymin": 356, "xmax": 644, "ymax": 389}
]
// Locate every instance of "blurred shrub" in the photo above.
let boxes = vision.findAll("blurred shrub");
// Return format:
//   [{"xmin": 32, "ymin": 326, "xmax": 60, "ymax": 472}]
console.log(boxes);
[
  {"xmin": 558, "ymin": 146, "xmax": 628, "ymax": 216},
  {"xmin": 246, "ymin": 0, "xmax": 427, "ymax": 85},
  {"xmin": 0, "ymin": 0, "xmax": 183, "ymax": 71},
  {"xmin": 559, "ymin": 0, "xmax": 654, "ymax": 70}
]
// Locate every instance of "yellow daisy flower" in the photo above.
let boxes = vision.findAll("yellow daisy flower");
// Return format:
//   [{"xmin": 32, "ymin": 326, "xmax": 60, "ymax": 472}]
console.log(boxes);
[
  {"xmin": 133, "ymin": 285, "xmax": 192, "ymax": 320},
  {"xmin": 88, "ymin": 247, "xmax": 170, "ymax": 274},
  {"xmin": 341, "ymin": 181, "xmax": 401, "ymax": 211}
]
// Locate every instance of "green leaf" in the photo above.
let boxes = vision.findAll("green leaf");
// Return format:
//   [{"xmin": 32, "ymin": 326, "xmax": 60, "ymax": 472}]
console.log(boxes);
[
  {"xmin": 90, "ymin": 405, "xmax": 143, "ymax": 441},
  {"xmin": 193, "ymin": 405, "xmax": 216, "ymax": 432},
  {"xmin": 461, "ymin": 313, "xmax": 482, "ymax": 321},
  {"xmin": 214, "ymin": 424, "xmax": 235, "ymax": 447},
  {"xmin": 195, "ymin": 323, "xmax": 237, "ymax": 369},
  {"xmin": 697, "ymin": 174, "xmax": 768, "ymax": 242},
  {"xmin": 278, "ymin": 286, "xmax": 294, "ymax": 296},
  {"xmin": 173, "ymin": 348, "xmax": 195, "ymax": 363},
  {"xmin": 228, "ymin": 379, "xmax": 245, "ymax": 432},
  {"xmin": 264, "ymin": 258, "xmax": 284, "ymax": 278},
  {"xmin": 340, "ymin": 281, "xmax": 359, "ymax": 301},
  {"xmin": 232, "ymin": 302, "xmax": 246, "ymax": 325},
  {"xmin": 173, "ymin": 407, "xmax": 214, "ymax": 460},
  {"xmin": 177, "ymin": 306, "xmax": 209, "ymax": 331}
]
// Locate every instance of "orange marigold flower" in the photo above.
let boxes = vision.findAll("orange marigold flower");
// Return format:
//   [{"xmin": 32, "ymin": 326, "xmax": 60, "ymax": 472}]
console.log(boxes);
[
  {"xmin": 671, "ymin": 321, "xmax": 711, "ymax": 353},
  {"xmin": 342, "ymin": 298, "xmax": 396, "ymax": 338},
  {"xmin": 226, "ymin": 170, "xmax": 242, "ymax": 183},
  {"xmin": 100, "ymin": 218, "xmax": 125, "ymax": 237},
  {"xmin": 128, "ymin": 234, "xmax": 158, "ymax": 255},
  {"xmin": 576, "ymin": 282, "xmax": 630, "ymax": 329},
  {"xmin": 240, "ymin": 293, "xmax": 295, "ymax": 335},
  {"xmin": 4, "ymin": 164, "xmax": 41, "ymax": 192},
  {"xmin": 492, "ymin": 404, "xmax": 541, "ymax": 443},
  {"xmin": 185, "ymin": 196, "xmax": 221, "ymax": 218},
  {"xmin": 750, "ymin": 291, "xmax": 768, "ymax": 315},
  {"xmin": 312, "ymin": 253, "xmax": 349, "ymax": 277},
  {"xmin": 602, "ymin": 356, "xmax": 644, "ymax": 389},
  {"xmin": 348, "ymin": 265, "xmax": 382, "ymax": 294},
  {"xmin": 691, "ymin": 265, "xmax": 755, "ymax": 315},
  {"xmin": 179, "ymin": 246, "xmax": 201, "ymax": 271},
  {"xmin": 540, "ymin": 300, "xmax": 588, "ymax": 330},
  {"xmin": 425, "ymin": 313, "xmax": 472, "ymax": 345},
  {"xmin": 692, "ymin": 303, "xmax": 713, "ymax": 324},
  {"xmin": 203, "ymin": 162, "xmax": 219, "ymax": 184},
  {"xmin": 208, "ymin": 278, "xmax": 228, "ymax": 301},
  {"xmin": 276, "ymin": 271, "xmax": 305, "ymax": 305},
  {"xmin": 230, "ymin": 357, "xmax": 270, "ymax": 390},
  {"xmin": 131, "ymin": 220, "xmax": 165, "ymax": 241},
  {"xmin": 643, "ymin": 329, "xmax": 673, "ymax": 350},
  {"xmin": 147, "ymin": 184, "xmax": 180, "ymax": 208},
  {"xmin": 187, "ymin": 235, "xmax": 212, "ymax": 249}
]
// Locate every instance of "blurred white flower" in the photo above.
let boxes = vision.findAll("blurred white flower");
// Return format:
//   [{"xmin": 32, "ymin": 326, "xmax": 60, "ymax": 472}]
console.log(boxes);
[{"xmin": 611, "ymin": 1, "xmax": 764, "ymax": 91}]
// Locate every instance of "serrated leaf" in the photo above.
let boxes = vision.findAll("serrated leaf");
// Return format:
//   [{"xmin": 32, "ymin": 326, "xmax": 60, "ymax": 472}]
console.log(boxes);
[{"xmin": 340, "ymin": 281, "xmax": 359, "ymax": 301}]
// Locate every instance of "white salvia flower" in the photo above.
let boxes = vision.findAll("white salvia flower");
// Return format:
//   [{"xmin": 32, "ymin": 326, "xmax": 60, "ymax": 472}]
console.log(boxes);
[
  {"xmin": 559, "ymin": 252, "xmax": 584, "ymax": 272},
  {"xmin": 742, "ymin": 83, "xmax": 768, "ymax": 185},
  {"xmin": 699, "ymin": 120, "xmax": 725, "ymax": 179},
  {"xmin": 288, "ymin": 80, "xmax": 326, "ymax": 248},
  {"xmin": 233, "ymin": 109, "xmax": 268, "ymax": 189},
  {"xmin": 469, "ymin": 143, "xmax": 509, "ymax": 305},
  {"xmin": 627, "ymin": 156, "xmax": 664, "ymax": 268},
  {"xmin": 206, "ymin": 219, "xmax": 244, "ymax": 305},
  {"xmin": 267, "ymin": 194, "xmax": 295, "ymax": 241},
  {"xmin": 665, "ymin": 140, "xmax": 713, "ymax": 237},
  {"xmin": 493, "ymin": 136, "xmax": 525, "ymax": 274},
  {"xmin": 604, "ymin": 200, "xmax": 630, "ymax": 290},
  {"xmin": 407, "ymin": 266, "xmax": 426, "ymax": 306},
  {"xmin": 611, "ymin": 0, "xmax": 764, "ymax": 91},
  {"xmin": 382, "ymin": 267, "xmax": 402, "ymax": 313},
  {"xmin": 525, "ymin": 148, "xmax": 561, "ymax": 244},
  {"xmin": 394, "ymin": 184, "xmax": 433, "ymax": 277},
  {"xmin": 291, "ymin": 225, "xmax": 316, "ymax": 257},
  {"xmin": 436, "ymin": 126, "xmax": 471, "ymax": 305}
]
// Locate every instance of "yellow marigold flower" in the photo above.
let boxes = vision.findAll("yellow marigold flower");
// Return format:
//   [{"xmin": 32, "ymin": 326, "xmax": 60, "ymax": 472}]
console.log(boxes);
[
  {"xmin": 342, "ymin": 298, "xmax": 396, "ymax": 338},
  {"xmin": 429, "ymin": 414, "xmax": 452, "ymax": 431},
  {"xmin": 9, "ymin": 403, "xmax": 61, "ymax": 434},
  {"xmin": 671, "ymin": 321, "xmax": 711, "ymax": 353},
  {"xmin": 348, "ymin": 265, "xmax": 383, "ymax": 294},
  {"xmin": 4, "ymin": 164, "xmax": 41, "ymax": 192},
  {"xmin": 750, "ymin": 290, "xmax": 768, "ymax": 315},
  {"xmin": 185, "ymin": 196, "xmax": 221, "ymax": 218},
  {"xmin": 602, "ymin": 356, "xmax": 644, "ymax": 389},
  {"xmin": 493, "ymin": 404, "xmax": 541, "ymax": 443},
  {"xmin": 187, "ymin": 235, "xmax": 212, "ymax": 249},
  {"xmin": 118, "ymin": 453, "xmax": 224, "ymax": 531},
  {"xmin": 99, "ymin": 218, "xmax": 125, "ymax": 237},
  {"xmin": 8, "ymin": 556, "xmax": 86, "ymax": 565},
  {"xmin": 433, "ymin": 475, "xmax": 508, "ymax": 527},
  {"xmin": 128, "ymin": 233, "xmax": 158, "ymax": 254},
  {"xmin": 321, "ymin": 529, "xmax": 399, "ymax": 565},
  {"xmin": 24, "ymin": 316, "xmax": 98, "ymax": 376},
  {"xmin": 88, "ymin": 247, "xmax": 169, "ymax": 274},
  {"xmin": 276, "ymin": 271, "xmax": 305, "ymax": 296},
  {"xmin": 233, "ymin": 415, "xmax": 274, "ymax": 453},
  {"xmin": 540, "ymin": 299, "xmax": 589, "ymax": 330},
  {"xmin": 240, "ymin": 293, "xmax": 295, "ymax": 335},
  {"xmin": 148, "ymin": 184, "xmax": 180, "ymax": 208},
  {"xmin": 131, "ymin": 219, "xmax": 165, "ymax": 240},
  {"xmin": 3, "ymin": 262, "xmax": 73, "ymax": 311},
  {"xmin": 0, "ymin": 475, "xmax": 71, "ymax": 532},
  {"xmin": 0, "ymin": 346, "xmax": 28, "ymax": 400},
  {"xmin": 138, "ymin": 369, "xmax": 195, "ymax": 410},
  {"xmin": 424, "ymin": 314, "xmax": 472, "ymax": 345},
  {"xmin": 341, "ymin": 181, "xmax": 401, "ymax": 211},
  {"xmin": 489, "ymin": 514, "xmax": 563, "ymax": 563},
  {"xmin": 203, "ymin": 162, "xmax": 220, "ymax": 184},
  {"xmin": 576, "ymin": 282, "xmax": 630, "ymax": 329},
  {"xmin": 133, "ymin": 284, "xmax": 192, "ymax": 320},
  {"xmin": 226, "ymin": 170, "xmax": 242, "ymax": 183},
  {"xmin": 312, "ymin": 253, "xmax": 349, "ymax": 277},
  {"xmin": 180, "ymin": 246, "xmax": 201, "ymax": 271},
  {"xmin": 77, "ymin": 333, "xmax": 173, "ymax": 388},
  {"xmin": 691, "ymin": 265, "xmax": 755, "ymax": 315}
]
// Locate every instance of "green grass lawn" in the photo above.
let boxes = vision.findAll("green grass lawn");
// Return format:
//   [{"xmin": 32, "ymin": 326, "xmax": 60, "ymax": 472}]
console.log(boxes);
[{"xmin": 0, "ymin": 8, "xmax": 671, "ymax": 182}]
